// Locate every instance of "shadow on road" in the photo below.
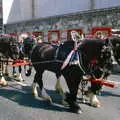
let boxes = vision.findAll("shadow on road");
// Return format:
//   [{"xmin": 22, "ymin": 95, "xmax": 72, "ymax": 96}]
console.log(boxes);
[
  {"xmin": 0, "ymin": 85, "xmax": 69, "ymax": 113},
  {"xmin": 100, "ymin": 90, "xmax": 120, "ymax": 97}
]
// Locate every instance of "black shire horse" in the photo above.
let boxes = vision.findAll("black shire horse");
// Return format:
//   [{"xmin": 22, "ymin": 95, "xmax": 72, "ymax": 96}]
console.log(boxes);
[
  {"xmin": 12, "ymin": 36, "xmax": 35, "ymax": 81},
  {"xmin": 30, "ymin": 38, "xmax": 112, "ymax": 114},
  {"xmin": 0, "ymin": 35, "xmax": 19, "ymax": 86}
]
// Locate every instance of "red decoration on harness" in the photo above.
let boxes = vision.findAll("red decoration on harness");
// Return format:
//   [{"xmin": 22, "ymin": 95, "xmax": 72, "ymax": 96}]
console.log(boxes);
[
  {"xmin": 11, "ymin": 61, "xmax": 30, "ymax": 67},
  {"xmin": 0, "ymin": 58, "xmax": 30, "ymax": 67},
  {"xmin": 90, "ymin": 78, "xmax": 116, "ymax": 88},
  {"xmin": 10, "ymin": 59, "xmax": 30, "ymax": 67}
]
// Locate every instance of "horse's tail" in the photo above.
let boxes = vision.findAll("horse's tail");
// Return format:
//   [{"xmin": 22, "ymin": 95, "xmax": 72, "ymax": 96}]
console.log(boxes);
[{"xmin": 24, "ymin": 64, "xmax": 32, "ymax": 76}]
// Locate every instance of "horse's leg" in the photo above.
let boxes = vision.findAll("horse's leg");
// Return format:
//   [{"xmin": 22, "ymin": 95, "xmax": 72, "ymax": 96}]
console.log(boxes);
[
  {"xmin": 32, "ymin": 71, "xmax": 52, "ymax": 103},
  {"xmin": 55, "ymin": 73, "xmax": 69, "ymax": 105},
  {"xmin": 0, "ymin": 75, "xmax": 8, "ymax": 86},
  {"xmin": 13, "ymin": 65, "xmax": 24, "ymax": 82},
  {"xmin": 17, "ymin": 66, "xmax": 24, "ymax": 82},
  {"xmin": 65, "ymin": 77, "xmax": 82, "ymax": 113},
  {"xmin": 32, "ymin": 70, "xmax": 42, "ymax": 97},
  {"xmin": 3, "ymin": 60, "xmax": 9, "ymax": 76},
  {"xmin": 62, "ymin": 67, "xmax": 82, "ymax": 114},
  {"xmin": 13, "ymin": 66, "xmax": 17, "ymax": 77},
  {"xmin": 88, "ymin": 83, "xmax": 101, "ymax": 107},
  {"xmin": 55, "ymin": 74, "xmax": 64, "ymax": 94},
  {"xmin": 24, "ymin": 64, "xmax": 27, "ymax": 74},
  {"xmin": 12, "ymin": 61, "xmax": 18, "ymax": 77},
  {"xmin": 2, "ymin": 60, "xmax": 10, "ymax": 82},
  {"xmin": 24, "ymin": 56, "xmax": 31, "ymax": 76},
  {"xmin": 24, "ymin": 64, "xmax": 32, "ymax": 76},
  {"xmin": 0, "ymin": 60, "xmax": 8, "ymax": 86},
  {"xmin": 32, "ymin": 75, "xmax": 38, "ymax": 97}
]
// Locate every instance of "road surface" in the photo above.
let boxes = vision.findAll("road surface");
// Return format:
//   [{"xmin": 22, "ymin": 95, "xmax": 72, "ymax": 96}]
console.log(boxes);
[{"xmin": 0, "ymin": 67, "xmax": 120, "ymax": 120}]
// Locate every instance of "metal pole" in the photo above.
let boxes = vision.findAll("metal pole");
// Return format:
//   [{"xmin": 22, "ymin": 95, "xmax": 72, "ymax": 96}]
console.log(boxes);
[
  {"xmin": 32, "ymin": 0, "xmax": 35, "ymax": 18},
  {"xmin": 0, "ymin": 0, "xmax": 3, "ymax": 33},
  {"xmin": 90, "ymin": 0, "xmax": 95, "ymax": 10}
]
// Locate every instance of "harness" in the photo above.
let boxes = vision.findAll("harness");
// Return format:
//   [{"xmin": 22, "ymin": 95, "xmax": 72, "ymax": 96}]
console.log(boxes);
[{"xmin": 61, "ymin": 36, "xmax": 85, "ymax": 74}]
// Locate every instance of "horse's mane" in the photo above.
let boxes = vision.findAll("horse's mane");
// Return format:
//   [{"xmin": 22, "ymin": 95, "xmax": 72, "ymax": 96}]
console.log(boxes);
[
  {"xmin": 79, "ymin": 38, "xmax": 105, "ymax": 49},
  {"xmin": 77, "ymin": 38, "xmax": 106, "ymax": 62},
  {"xmin": 82, "ymin": 38, "xmax": 104, "ymax": 44}
]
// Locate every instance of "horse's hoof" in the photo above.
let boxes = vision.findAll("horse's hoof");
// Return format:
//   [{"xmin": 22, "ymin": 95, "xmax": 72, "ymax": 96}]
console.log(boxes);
[
  {"xmin": 32, "ymin": 92, "xmax": 37, "ymax": 97},
  {"xmin": 82, "ymin": 99, "xmax": 86, "ymax": 104},
  {"xmin": 55, "ymin": 83, "xmax": 64, "ymax": 94},
  {"xmin": 91, "ymin": 101, "xmax": 101, "ymax": 108},
  {"xmin": 61, "ymin": 100, "xmax": 69, "ymax": 107},
  {"xmin": 70, "ymin": 106, "xmax": 82, "ymax": 114},
  {"xmin": 4, "ymin": 73, "xmax": 9, "ymax": 76},
  {"xmin": 45, "ymin": 98, "xmax": 53, "ymax": 104},
  {"xmin": 25, "ymin": 70, "xmax": 31, "ymax": 76},
  {"xmin": 0, "ymin": 80, "xmax": 8, "ymax": 86},
  {"xmin": 13, "ymin": 73, "xmax": 18, "ymax": 78},
  {"xmin": 15, "ymin": 76, "xmax": 24, "ymax": 82},
  {"xmin": 55, "ymin": 89, "xmax": 61, "ymax": 94},
  {"xmin": 32, "ymin": 90, "xmax": 38, "ymax": 97},
  {"xmin": 42, "ymin": 95, "xmax": 53, "ymax": 104},
  {"xmin": 89, "ymin": 93, "xmax": 101, "ymax": 108},
  {"xmin": 77, "ymin": 109, "xmax": 83, "ymax": 114},
  {"xmin": 55, "ymin": 88, "xmax": 64, "ymax": 94},
  {"xmin": 19, "ymin": 79, "xmax": 25, "ymax": 82},
  {"xmin": 16, "ymin": 78, "xmax": 24, "ymax": 82},
  {"xmin": 31, "ymin": 83, "xmax": 38, "ymax": 97}
]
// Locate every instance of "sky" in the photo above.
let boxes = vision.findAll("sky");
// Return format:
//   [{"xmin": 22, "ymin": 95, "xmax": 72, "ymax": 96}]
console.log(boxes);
[{"xmin": 3, "ymin": 0, "xmax": 14, "ymax": 24}]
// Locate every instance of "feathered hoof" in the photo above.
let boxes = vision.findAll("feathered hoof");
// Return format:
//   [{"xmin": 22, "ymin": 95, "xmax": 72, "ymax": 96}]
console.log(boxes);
[
  {"xmin": 55, "ymin": 88, "xmax": 64, "ymax": 94},
  {"xmin": 76, "ymin": 109, "xmax": 83, "ymax": 114},
  {"xmin": 44, "ymin": 97, "xmax": 53, "ymax": 104},
  {"xmin": 15, "ymin": 75, "xmax": 24, "ymax": 82},
  {"xmin": 31, "ymin": 83, "xmax": 38, "ymax": 97},
  {"xmin": 32, "ymin": 91, "xmax": 38, "ymax": 97},
  {"xmin": 90, "ymin": 97, "xmax": 101, "ymax": 108},
  {"xmin": 41, "ymin": 88, "xmax": 53, "ymax": 104},
  {"xmin": 91, "ymin": 101, "xmax": 101, "ymax": 108},
  {"xmin": 4, "ymin": 73, "xmax": 9, "ymax": 76},
  {"xmin": 13, "ymin": 73, "xmax": 18, "ymax": 78},
  {"xmin": 32, "ymin": 88, "xmax": 38, "ymax": 97},
  {"xmin": 55, "ymin": 81, "xmax": 64, "ymax": 94},
  {"xmin": 0, "ymin": 79, "xmax": 8, "ymax": 86},
  {"xmin": 70, "ymin": 104, "xmax": 83, "ymax": 114},
  {"xmin": 25, "ymin": 69, "xmax": 31, "ymax": 76},
  {"xmin": 17, "ymin": 78, "xmax": 24, "ymax": 82},
  {"xmin": 72, "ymin": 108, "xmax": 82, "ymax": 114},
  {"xmin": 61, "ymin": 99, "xmax": 69, "ymax": 107},
  {"xmin": 89, "ymin": 93, "xmax": 101, "ymax": 108}
]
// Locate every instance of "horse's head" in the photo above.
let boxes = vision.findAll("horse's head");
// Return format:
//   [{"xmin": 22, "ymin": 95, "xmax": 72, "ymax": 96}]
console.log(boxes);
[
  {"xmin": 0, "ymin": 35, "xmax": 19, "ymax": 60},
  {"xmin": 23, "ymin": 36, "xmax": 35, "ymax": 58},
  {"xmin": 78, "ymin": 38, "xmax": 113, "ymax": 79},
  {"xmin": 96, "ymin": 40, "xmax": 113, "ymax": 78}
]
